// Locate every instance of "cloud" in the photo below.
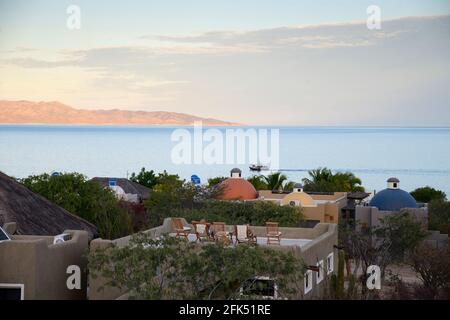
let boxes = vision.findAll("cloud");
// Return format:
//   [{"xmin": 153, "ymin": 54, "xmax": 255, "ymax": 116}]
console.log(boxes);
[{"xmin": 1, "ymin": 14, "xmax": 450, "ymax": 125}]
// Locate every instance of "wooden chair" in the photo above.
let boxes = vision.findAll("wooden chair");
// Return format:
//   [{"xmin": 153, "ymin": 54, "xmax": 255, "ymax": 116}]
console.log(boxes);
[
  {"xmin": 266, "ymin": 222, "xmax": 281, "ymax": 245},
  {"xmin": 192, "ymin": 220, "xmax": 213, "ymax": 242},
  {"xmin": 212, "ymin": 222, "xmax": 231, "ymax": 245},
  {"xmin": 234, "ymin": 224, "xmax": 257, "ymax": 245},
  {"xmin": 171, "ymin": 218, "xmax": 191, "ymax": 240}
]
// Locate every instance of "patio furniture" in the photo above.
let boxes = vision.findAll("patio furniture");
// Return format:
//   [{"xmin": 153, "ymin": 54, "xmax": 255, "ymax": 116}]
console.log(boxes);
[
  {"xmin": 266, "ymin": 222, "xmax": 282, "ymax": 245},
  {"xmin": 171, "ymin": 218, "xmax": 191, "ymax": 240},
  {"xmin": 234, "ymin": 224, "xmax": 257, "ymax": 245},
  {"xmin": 212, "ymin": 222, "xmax": 232, "ymax": 244},
  {"xmin": 192, "ymin": 220, "xmax": 213, "ymax": 242}
]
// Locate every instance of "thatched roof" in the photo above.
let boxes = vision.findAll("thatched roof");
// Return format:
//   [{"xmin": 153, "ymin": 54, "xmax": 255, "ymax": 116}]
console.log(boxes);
[
  {"xmin": 0, "ymin": 172, "xmax": 98, "ymax": 239},
  {"xmin": 91, "ymin": 177, "xmax": 151, "ymax": 200}
]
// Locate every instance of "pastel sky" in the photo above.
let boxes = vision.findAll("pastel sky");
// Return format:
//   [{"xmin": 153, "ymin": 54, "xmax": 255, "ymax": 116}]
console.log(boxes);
[{"xmin": 1, "ymin": 0, "xmax": 450, "ymax": 125}]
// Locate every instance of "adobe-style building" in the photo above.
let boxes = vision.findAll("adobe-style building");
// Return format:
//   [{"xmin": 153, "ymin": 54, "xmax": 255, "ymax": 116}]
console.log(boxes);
[
  {"xmin": 214, "ymin": 169, "xmax": 347, "ymax": 224},
  {"xmin": 0, "ymin": 171, "xmax": 98, "ymax": 239},
  {"xmin": 259, "ymin": 184, "xmax": 347, "ymax": 225},
  {"xmin": 88, "ymin": 217, "xmax": 338, "ymax": 300},
  {"xmin": 0, "ymin": 224, "xmax": 89, "ymax": 300},
  {"xmin": 355, "ymin": 177, "xmax": 427, "ymax": 228},
  {"xmin": 215, "ymin": 168, "xmax": 258, "ymax": 201},
  {"xmin": 91, "ymin": 177, "xmax": 151, "ymax": 203}
]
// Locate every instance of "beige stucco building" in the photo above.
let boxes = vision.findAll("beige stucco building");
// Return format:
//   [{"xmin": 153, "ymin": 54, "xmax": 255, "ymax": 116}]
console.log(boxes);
[
  {"xmin": 88, "ymin": 217, "xmax": 338, "ymax": 300},
  {"xmin": 259, "ymin": 184, "xmax": 347, "ymax": 224},
  {"xmin": 0, "ymin": 223, "xmax": 89, "ymax": 300}
]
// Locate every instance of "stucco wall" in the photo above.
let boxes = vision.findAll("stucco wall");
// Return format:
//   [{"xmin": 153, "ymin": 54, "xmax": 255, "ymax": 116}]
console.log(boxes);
[
  {"xmin": 0, "ymin": 229, "xmax": 89, "ymax": 300},
  {"xmin": 88, "ymin": 219, "xmax": 337, "ymax": 300}
]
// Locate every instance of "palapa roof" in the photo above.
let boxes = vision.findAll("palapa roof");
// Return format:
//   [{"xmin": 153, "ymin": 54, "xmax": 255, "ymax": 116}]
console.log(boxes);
[
  {"xmin": 0, "ymin": 172, "xmax": 98, "ymax": 239},
  {"xmin": 90, "ymin": 177, "xmax": 151, "ymax": 200}
]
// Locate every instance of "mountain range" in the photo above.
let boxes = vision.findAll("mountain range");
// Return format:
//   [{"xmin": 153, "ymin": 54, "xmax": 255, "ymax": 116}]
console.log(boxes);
[{"xmin": 0, "ymin": 100, "xmax": 238, "ymax": 126}]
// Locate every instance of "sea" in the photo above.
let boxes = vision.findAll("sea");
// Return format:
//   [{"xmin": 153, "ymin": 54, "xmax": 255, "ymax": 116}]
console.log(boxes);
[{"xmin": 1, "ymin": 125, "xmax": 449, "ymax": 195}]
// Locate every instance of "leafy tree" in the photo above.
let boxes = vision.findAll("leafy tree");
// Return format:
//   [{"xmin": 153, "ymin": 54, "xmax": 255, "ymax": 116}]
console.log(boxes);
[
  {"xmin": 247, "ymin": 175, "xmax": 268, "ymax": 190},
  {"xmin": 130, "ymin": 167, "xmax": 158, "ymax": 189},
  {"xmin": 263, "ymin": 172, "xmax": 288, "ymax": 191},
  {"xmin": 374, "ymin": 211, "xmax": 428, "ymax": 274},
  {"xmin": 21, "ymin": 173, "xmax": 132, "ymax": 239},
  {"xmin": 410, "ymin": 186, "xmax": 447, "ymax": 203},
  {"xmin": 88, "ymin": 233, "xmax": 306, "ymax": 300},
  {"xmin": 207, "ymin": 176, "xmax": 227, "ymax": 187},
  {"xmin": 339, "ymin": 211, "xmax": 427, "ymax": 280},
  {"xmin": 410, "ymin": 243, "xmax": 450, "ymax": 299},
  {"xmin": 428, "ymin": 199, "xmax": 450, "ymax": 234}
]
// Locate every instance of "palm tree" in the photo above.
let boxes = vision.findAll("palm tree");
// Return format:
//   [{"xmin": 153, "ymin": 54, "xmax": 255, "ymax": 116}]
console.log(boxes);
[
  {"xmin": 302, "ymin": 167, "xmax": 364, "ymax": 192},
  {"xmin": 263, "ymin": 172, "xmax": 288, "ymax": 191},
  {"xmin": 302, "ymin": 167, "xmax": 334, "ymax": 192},
  {"xmin": 333, "ymin": 172, "xmax": 364, "ymax": 192},
  {"xmin": 247, "ymin": 175, "xmax": 268, "ymax": 190}
]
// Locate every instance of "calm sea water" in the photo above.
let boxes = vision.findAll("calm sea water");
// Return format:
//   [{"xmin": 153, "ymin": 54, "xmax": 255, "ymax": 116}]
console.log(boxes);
[{"xmin": 1, "ymin": 125, "xmax": 450, "ymax": 195}]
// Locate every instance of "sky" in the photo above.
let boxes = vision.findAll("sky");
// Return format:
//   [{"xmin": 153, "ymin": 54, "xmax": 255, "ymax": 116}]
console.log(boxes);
[{"xmin": 1, "ymin": 0, "xmax": 450, "ymax": 125}]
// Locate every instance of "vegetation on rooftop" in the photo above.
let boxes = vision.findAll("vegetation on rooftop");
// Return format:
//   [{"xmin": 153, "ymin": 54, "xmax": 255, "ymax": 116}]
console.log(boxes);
[{"xmin": 88, "ymin": 233, "xmax": 306, "ymax": 300}]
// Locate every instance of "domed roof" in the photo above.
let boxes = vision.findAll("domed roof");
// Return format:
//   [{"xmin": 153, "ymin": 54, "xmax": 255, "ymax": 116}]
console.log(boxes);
[
  {"xmin": 387, "ymin": 177, "xmax": 400, "ymax": 183},
  {"xmin": 293, "ymin": 183, "xmax": 303, "ymax": 189},
  {"xmin": 369, "ymin": 188, "xmax": 417, "ymax": 211},
  {"xmin": 216, "ymin": 178, "xmax": 257, "ymax": 201}
]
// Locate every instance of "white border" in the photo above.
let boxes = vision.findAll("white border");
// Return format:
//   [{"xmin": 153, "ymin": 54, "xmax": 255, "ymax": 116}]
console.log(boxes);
[
  {"xmin": 0, "ymin": 283, "xmax": 25, "ymax": 300},
  {"xmin": 304, "ymin": 270, "xmax": 313, "ymax": 294},
  {"xmin": 327, "ymin": 252, "xmax": 334, "ymax": 275},
  {"xmin": 316, "ymin": 260, "xmax": 324, "ymax": 284}
]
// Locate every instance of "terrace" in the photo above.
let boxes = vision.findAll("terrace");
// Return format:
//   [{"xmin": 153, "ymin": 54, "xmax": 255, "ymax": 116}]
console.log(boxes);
[{"xmin": 88, "ymin": 218, "xmax": 338, "ymax": 300}]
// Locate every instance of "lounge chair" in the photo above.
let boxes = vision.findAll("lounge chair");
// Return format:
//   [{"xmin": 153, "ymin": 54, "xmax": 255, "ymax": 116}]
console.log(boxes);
[
  {"xmin": 171, "ymin": 218, "xmax": 191, "ymax": 240},
  {"xmin": 234, "ymin": 224, "xmax": 257, "ymax": 245},
  {"xmin": 192, "ymin": 220, "xmax": 213, "ymax": 242},
  {"xmin": 266, "ymin": 222, "xmax": 281, "ymax": 245},
  {"xmin": 212, "ymin": 222, "xmax": 232, "ymax": 245}
]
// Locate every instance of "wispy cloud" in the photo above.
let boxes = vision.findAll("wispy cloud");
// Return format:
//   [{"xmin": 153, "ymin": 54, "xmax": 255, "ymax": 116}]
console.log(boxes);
[{"xmin": 1, "ymin": 14, "xmax": 450, "ymax": 125}]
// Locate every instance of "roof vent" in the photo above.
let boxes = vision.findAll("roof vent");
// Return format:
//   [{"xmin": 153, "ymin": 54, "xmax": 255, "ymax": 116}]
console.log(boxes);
[
  {"xmin": 230, "ymin": 168, "xmax": 242, "ymax": 178},
  {"xmin": 387, "ymin": 177, "xmax": 400, "ymax": 189}
]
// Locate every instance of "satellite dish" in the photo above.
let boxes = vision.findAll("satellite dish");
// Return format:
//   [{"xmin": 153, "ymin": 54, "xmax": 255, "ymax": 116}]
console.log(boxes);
[{"xmin": 53, "ymin": 233, "xmax": 70, "ymax": 244}]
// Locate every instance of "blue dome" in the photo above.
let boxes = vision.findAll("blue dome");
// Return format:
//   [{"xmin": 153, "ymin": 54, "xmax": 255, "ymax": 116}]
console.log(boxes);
[{"xmin": 369, "ymin": 188, "xmax": 418, "ymax": 211}]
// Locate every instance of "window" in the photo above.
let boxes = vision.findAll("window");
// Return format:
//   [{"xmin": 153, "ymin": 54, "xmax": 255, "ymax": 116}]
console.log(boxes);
[
  {"xmin": 326, "ymin": 253, "xmax": 334, "ymax": 275},
  {"xmin": 393, "ymin": 183, "xmax": 398, "ymax": 188},
  {"xmin": 316, "ymin": 260, "xmax": 324, "ymax": 284},
  {"xmin": 289, "ymin": 200, "xmax": 298, "ymax": 207},
  {"xmin": 304, "ymin": 270, "xmax": 313, "ymax": 294},
  {"xmin": 0, "ymin": 227, "xmax": 11, "ymax": 243},
  {"xmin": 0, "ymin": 284, "xmax": 24, "ymax": 300},
  {"xmin": 240, "ymin": 277, "xmax": 278, "ymax": 300}
]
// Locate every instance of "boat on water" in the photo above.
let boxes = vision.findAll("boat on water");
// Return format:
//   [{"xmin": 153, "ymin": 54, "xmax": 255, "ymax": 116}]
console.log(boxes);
[{"xmin": 249, "ymin": 164, "xmax": 269, "ymax": 171}]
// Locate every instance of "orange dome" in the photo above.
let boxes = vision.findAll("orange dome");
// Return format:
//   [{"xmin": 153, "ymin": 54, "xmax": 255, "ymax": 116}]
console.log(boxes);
[{"xmin": 216, "ymin": 178, "xmax": 258, "ymax": 200}]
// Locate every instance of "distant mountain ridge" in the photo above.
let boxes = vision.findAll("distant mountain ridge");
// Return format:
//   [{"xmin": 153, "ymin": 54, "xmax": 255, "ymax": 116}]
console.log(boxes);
[{"xmin": 0, "ymin": 100, "xmax": 239, "ymax": 126}]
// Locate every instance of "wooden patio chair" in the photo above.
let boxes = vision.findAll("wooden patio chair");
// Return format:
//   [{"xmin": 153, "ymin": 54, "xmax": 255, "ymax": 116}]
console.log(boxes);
[
  {"xmin": 234, "ymin": 224, "xmax": 257, "ymax": 245},
  {"xmin": 266, "ymin": 222, "xmax": 282, "ymax": 245},
  {"xmin": 192, "ymin": 220, "xmax": 213, "ymax": 242},
  {"xmin": 212, "ymin": 222, "xmax": 231, "ymax": 245},
  {"xmin": 171, "ymin": 218, "xmax": 191, "ymax": 240}
]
